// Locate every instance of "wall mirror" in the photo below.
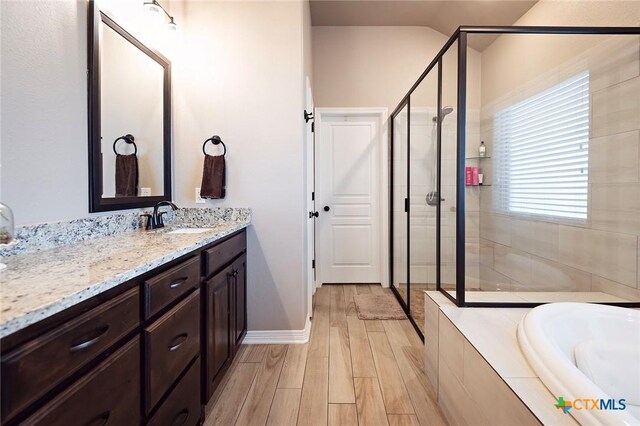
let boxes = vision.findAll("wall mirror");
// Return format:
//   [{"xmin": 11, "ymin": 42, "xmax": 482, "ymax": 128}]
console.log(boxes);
[{"xmin": 88, "ymin": 1, "xmax": 172, "ymax": 212}]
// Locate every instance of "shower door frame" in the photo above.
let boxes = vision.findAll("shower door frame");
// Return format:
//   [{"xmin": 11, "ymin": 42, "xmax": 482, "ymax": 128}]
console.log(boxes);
[
  {"xmin": 389, "ymin": 25, "xmax": 640, "ymax": 316},
  {"xmin": 389, "ymin": 97, "xmax": 411, "ymax": 320},
  {"xmin": 389, "ymin": 59, "xmax": 446, "ymax": 339}
]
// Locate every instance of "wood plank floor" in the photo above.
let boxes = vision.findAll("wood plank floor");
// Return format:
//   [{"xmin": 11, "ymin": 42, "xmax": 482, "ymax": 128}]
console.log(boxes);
[{"xmin": 204, "ymin": 284, "xmax": 447, "ymax": 426}]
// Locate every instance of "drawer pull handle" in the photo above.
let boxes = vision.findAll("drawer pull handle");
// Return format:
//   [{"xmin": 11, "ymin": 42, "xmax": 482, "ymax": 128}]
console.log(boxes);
[
  {"xmin": 169, "ymin": 333, "xmax": 188, "ymax": 351},
  {"xmin": 69, "ymin": 325, "xmax": 110, "ymax": 352},
  {"xmin": 85, "ymin": 410, "xmax": 110, "ymax": 426},
  {"xmin": 169, "ymin": 277, "xmax": 188, "ymax": 289},
  {"xmin": 171, "ymin": 408, "xmax": 189, "ymax": 426}
]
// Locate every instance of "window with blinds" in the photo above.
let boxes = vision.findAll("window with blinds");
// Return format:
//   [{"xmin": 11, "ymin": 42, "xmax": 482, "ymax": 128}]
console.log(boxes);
[{"xmin": 493, "ymin": 71, "xmax": 590, "ymax": 221}]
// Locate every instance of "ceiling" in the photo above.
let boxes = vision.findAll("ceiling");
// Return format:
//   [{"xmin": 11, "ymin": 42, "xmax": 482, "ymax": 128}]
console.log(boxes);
[{"xmin": 310, "ymin": 0, "xmax": 538, "ymax": 50}]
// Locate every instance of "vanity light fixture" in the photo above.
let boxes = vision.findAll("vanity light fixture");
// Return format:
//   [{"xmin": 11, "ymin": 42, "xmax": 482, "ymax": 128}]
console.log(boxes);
[{"xmin": 143, "ymin": 0, "xmax": 177, "ymax": 30}]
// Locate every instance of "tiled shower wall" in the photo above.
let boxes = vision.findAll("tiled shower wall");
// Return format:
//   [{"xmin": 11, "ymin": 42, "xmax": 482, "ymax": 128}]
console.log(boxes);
[
  {"xmin": 392, "ymin": 45, "xmax": 483, "ymax": 291},
  {"xmin": 477, "ymin": 36, "xmax": 640, "ymax": 300},
  {"xmin": 393, "ymin": 109, "xmax": 482, "ymax": 290}
]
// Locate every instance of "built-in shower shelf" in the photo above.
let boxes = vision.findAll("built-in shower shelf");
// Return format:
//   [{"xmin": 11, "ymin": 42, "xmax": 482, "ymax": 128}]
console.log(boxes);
[
  {"xmin": 465, "ymin": 156, "xmax": 491, "ymax": 160},
  {"xmin": 466, "ymin": 184, "xmax": 492, "ymax": 187}
]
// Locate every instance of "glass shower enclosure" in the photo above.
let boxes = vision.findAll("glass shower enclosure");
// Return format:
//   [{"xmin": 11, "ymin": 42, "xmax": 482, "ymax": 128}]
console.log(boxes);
[{"xmin": 390, "ymin": 26, "xmax": 640, "ymax": 336}]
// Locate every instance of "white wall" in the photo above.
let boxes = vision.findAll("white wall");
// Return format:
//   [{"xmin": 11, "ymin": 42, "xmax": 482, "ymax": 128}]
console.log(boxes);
[{"xmin": 173, "ymin": 1, "xmax": 308, "ymax": 331}]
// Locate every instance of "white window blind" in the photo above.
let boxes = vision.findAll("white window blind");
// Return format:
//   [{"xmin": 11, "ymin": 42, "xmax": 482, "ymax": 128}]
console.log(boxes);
[{"xmin": 493, "ymin": 71, "xmax": 590, "ymax": 221}]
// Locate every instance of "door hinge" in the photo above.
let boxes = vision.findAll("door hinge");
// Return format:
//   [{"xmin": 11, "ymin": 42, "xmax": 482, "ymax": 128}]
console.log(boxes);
[
  {"xmin": 312, "ymin": 259, "xmax": 315, "ymax": 269},
  {"xmin": 304, "ymin": 110, "xmax": 314, "ymax": 122},
  {"xmin": 311, "ymin": 191, "xmax": 315, "ymax": 201},
  {"xmin": 305, "ymin": 110, "xmax": 315, "ymax": 133},
  {"xmin": 404, "ymin": 198, "xmax": 409, "ymax": 213}
]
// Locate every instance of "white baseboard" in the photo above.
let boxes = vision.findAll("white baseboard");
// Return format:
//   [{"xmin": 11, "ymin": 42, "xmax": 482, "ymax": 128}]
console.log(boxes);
[{"xmin": 243, "ymin": 318, "xmax": 311, "ymax": 344}]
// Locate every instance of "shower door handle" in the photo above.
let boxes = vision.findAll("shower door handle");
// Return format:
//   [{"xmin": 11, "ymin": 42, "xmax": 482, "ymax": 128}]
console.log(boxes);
[{"xmin": 323, "ymin": 206, "xmax": 330, "ymax": 212}]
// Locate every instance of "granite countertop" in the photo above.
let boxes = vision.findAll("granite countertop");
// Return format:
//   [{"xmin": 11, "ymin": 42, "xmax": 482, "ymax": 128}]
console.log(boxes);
[{"xmin": 0, "ymin": 220, "xmax": 249, "ymax": 339}]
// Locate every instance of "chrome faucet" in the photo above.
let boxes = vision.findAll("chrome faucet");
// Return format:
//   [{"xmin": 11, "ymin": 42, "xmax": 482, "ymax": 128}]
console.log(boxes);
[{"xmin": 141, "ymin": 201, "xmax": 179, "ymax": 230}]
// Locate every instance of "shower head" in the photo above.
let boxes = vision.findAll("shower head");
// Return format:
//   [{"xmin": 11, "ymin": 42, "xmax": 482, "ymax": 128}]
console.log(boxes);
[{"xmin": 432, "ymin": 106, "xmax": 454, "ymax": 123}]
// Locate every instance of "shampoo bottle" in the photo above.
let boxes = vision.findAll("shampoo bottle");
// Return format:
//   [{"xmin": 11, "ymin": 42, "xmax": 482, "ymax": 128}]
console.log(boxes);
[{"xmin": 479, "ymin": 141, "xmax": 486, "ymax": 157}]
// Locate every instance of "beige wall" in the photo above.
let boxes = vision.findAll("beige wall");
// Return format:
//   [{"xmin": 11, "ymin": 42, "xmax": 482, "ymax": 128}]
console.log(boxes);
[
  {"xmin": 481, "ymin": 1, "xmax": 640, "ymax": 106},
  {"xmin": 173, "ymin": 1, "xmax": 308, "ymax": 331},
  {"xmin": 0, "ymin": 0, "xmax": 179, "ymax": 223},
  {"xmin": 477, "ymin": 0, "xmax": 640, "ymax": 300},
  {"xmin": 314, "ymin": 26, "xmax": 445, "ymax": 111},
  {"xmin": 314, "ymin": 26, "xmax": 483, "ymax": 292},
  {"xmin": 303, "ymin": 0, "xmax": 313, "ymax": 92},
  {"xmin": 312, "ymin": 26, "xmax": 482, "ymax": 111},
  {"xmin": 1, "ymin": 0, "xmax": 310, "ymax": 331},
  {"xmin": 1, "ymin": 0, "xmax": 89, "ymax": 224}
]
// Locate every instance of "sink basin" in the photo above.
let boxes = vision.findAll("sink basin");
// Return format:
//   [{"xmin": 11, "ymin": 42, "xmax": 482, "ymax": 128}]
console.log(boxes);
[{"xmin": 166, "ymin": 228, "xmax": 213, "ymax": 234}]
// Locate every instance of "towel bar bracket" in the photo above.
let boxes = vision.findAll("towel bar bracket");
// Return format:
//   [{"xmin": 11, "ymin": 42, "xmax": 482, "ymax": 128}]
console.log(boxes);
[
  {"xmin": 202, "ymin": 135, "xmax": 227, "ymax": 156},
  {"xmin": 112, "ymin": 134, "xmax": 137, "ymax": 155}
]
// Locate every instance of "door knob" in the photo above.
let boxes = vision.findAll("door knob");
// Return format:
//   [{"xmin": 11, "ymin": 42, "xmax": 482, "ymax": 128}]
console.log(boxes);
[
  {"xmin": 308, "ymin": 211, "xmax": 319, "ymax": 218},
  {"xmin": 323, "ymin": 206, "xmax": 330, "ymax": 212}
]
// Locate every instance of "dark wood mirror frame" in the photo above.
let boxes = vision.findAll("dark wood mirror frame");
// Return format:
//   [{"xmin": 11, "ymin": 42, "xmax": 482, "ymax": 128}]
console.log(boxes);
[{"xmin": 88, "ymin": 0, "xmax": 172, "ymax": 212}]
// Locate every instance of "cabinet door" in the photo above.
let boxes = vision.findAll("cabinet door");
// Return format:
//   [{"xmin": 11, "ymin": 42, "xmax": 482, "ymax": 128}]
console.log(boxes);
[
  {"xmin": 204, "ymin": 265, "xmax": 232, "ymax": 400},
  {"xmin": 232, "ymin": 254, "xmax": 247, "ymax": 347}
]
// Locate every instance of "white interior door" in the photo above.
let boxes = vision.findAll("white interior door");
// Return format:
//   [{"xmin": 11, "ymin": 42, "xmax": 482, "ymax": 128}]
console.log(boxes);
[
  {"xmin": 317, "ymin": 112, "xmax": 382, "ymax": 284},
  {"xmin": 304, "ymin": 77, "xmax": 315, "ymax": 318}
]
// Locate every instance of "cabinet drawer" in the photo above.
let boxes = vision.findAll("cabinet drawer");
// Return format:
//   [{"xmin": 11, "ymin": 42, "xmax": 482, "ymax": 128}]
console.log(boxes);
[
  {"xmin": 144, "ymin": 256, "xmax": 200, "ymax": 318},
  {"xmin": 148, "ymin": 358, "xmax": 201, "ymax": 426},
  {"xmin": 144, "ymin": 289, "xmax": 200, "ymax": 413},
  {"xmin": 204, "ymin": 230, "xmax": 246, "ymax": 277},
  {"xmin": 26, "ymin": 337, "xmax": 141, "ymax": 426},
  {"xmin": 1, "ymin": 287, "xmax": 140, "ymax": 420}
]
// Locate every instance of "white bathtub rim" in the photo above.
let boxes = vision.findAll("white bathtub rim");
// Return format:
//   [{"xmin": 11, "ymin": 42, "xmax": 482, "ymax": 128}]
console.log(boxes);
[
  {"xmin": 517, "ymin": 321, "xmax": 608, "ymax": 426},
  {"xmin": 517, "ymin": 303, "xmax": 639, "ymax": 426}
]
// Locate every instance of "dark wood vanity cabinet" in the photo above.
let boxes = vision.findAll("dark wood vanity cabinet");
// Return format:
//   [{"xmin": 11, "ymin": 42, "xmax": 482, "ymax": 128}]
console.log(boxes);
[
  {"xmin": 0, "ymin": 229, "xmax": 248, "ymax": 426},
  {"xmin": 1, "ymin": 287, "xmax": 140, "ymax": 421},
  {"xmin": 204, "ymin": 265, "xmax": 232, "ymax": 398},
  {"xmin": 144, "ymin": 289, "xmax": 201, "ymax": 414},
  {"xmin": 26, "ymin": 338, "xmax": 141, "ymax": 426},
  {"xmin": 232, "ymin": 254, "xmax": 247, "ymax": 349},
  {"xmin": 203, "ymin": 232, "xmax": 247, "ymax": 401},
  {"xmin": 143, "ymin": 256, "xmax": 200, "ymax": 319},
  {"xmin": 147, "ymin": 358, "xmax": 201, "ymax": 426}
]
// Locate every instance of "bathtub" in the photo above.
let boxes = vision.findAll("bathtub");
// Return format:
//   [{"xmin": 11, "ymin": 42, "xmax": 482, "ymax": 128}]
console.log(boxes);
[{"xmin": 517, "ymin": 303, "xmax": 640, "ymax": 425}]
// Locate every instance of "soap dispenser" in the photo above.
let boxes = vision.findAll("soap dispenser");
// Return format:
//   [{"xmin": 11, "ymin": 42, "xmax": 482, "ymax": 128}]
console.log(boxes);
[{"xmin": 479, "ymin": 141, "xmax": 486, "ymax": 157}]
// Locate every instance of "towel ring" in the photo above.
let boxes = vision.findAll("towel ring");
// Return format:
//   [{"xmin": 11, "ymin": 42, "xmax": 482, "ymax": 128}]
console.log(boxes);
[
  {"xmin": 113, "ymin": 134, "xmax": 137, "ymax": 155},
  {"xmin": 202, "ymin": 135, "xmax": 226, "ymax": 156}
]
